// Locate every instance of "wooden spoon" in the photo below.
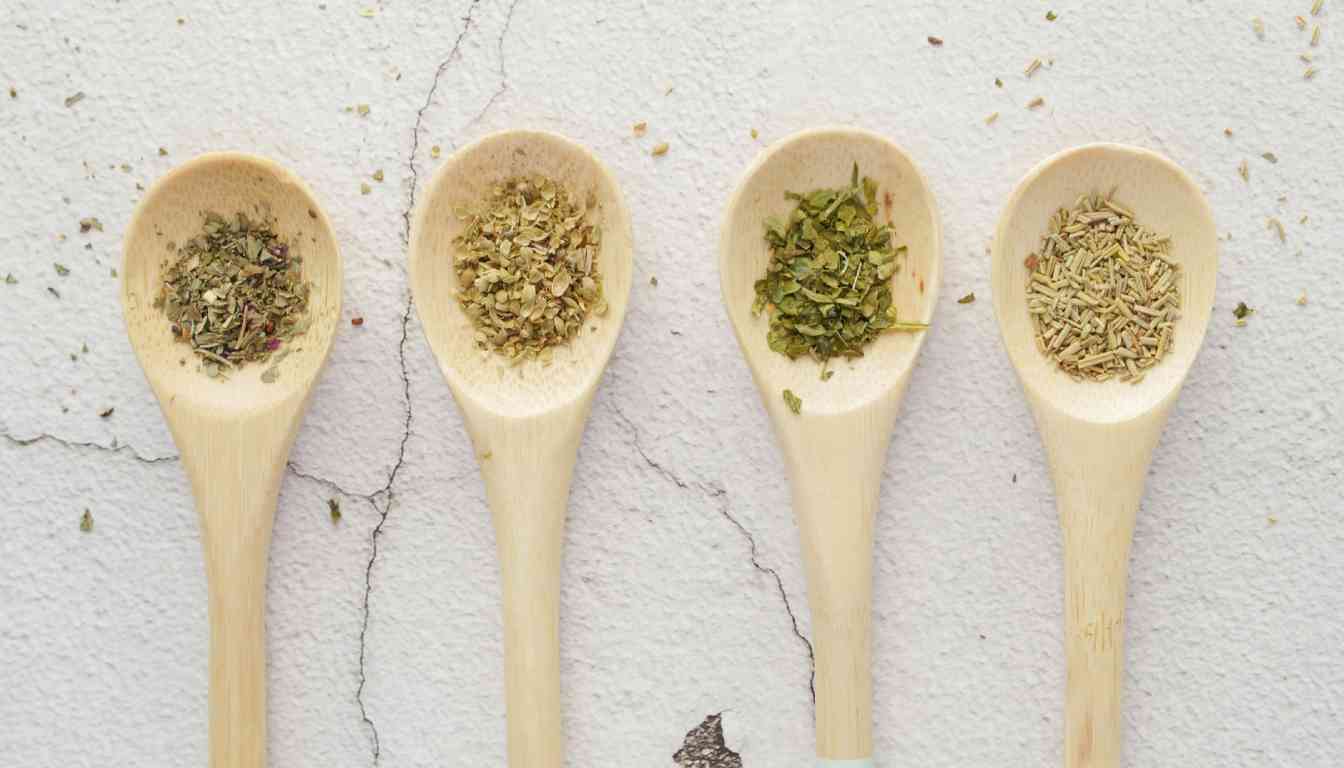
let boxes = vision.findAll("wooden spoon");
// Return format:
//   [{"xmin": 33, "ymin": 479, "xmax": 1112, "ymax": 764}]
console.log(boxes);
[
  {"xmin": 719, "ymin": 127, "xmax": 942, "ymax": 765},
  {"xmin": 121, "ymin": 152, "xmax": 343, "ymax": 767},
  {"xmin": 990, "ymin": 143, "xmax": 1217, "ymax": 767},
  {"xmin": 408, "ymin": 130, "xmax": 633, "ymax": 766}
]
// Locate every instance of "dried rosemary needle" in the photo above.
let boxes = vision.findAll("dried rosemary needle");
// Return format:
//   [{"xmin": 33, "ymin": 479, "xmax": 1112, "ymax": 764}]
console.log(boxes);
[
  {"xmin": 452, "ymin": 175, "xmax": 605, "ymax": 363},
  {"xmin": 1025, "ymin": 193, "xmax": 1181, "ymax": 384}
]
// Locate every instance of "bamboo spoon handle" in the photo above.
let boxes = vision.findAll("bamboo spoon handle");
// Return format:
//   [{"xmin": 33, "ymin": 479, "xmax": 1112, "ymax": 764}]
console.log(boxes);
[
  {"xmin": 1037, "ymin": 406, "xmax": 1167, "ymax": 768},
  {"xmin": 175, "ymin": 415, "xmax": 294, "ymax": 768},
  {"xmin": 781, "ymin": 411, "xmax": 894, "ymax": 763},
  {"xmin": 472, "ymin": 406, "xmax": 590, "ymax": 768}
]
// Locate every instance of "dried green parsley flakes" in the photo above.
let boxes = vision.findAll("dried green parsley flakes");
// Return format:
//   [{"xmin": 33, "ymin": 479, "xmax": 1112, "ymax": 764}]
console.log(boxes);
[
  {"xmin": 452, "ymin": 175, "xmax": 606, "ymax": 363},
  {"xmin": 752, "ymin": 164, "xmax": 925, "ymax": 363},
  {"xmin": 154, "ymin": 212, "xmax": 311, "ymax": 376}
]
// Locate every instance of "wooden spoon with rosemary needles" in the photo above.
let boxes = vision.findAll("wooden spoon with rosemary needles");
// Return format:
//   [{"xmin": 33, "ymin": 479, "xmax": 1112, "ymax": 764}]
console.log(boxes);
[{"xmin": 992, "ymin": 143, "xmax": 1217, "ymax": 767}]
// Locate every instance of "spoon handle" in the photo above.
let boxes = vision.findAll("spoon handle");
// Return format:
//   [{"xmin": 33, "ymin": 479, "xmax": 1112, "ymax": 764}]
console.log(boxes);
[
  {"xmin": 476, "ymin": 412, "xmax": 588, "ymax": 768},
  {"xmin": 1042, "ymin": 413, "xmax": 1162, "ymax": 768},
  {"xmin": 180, "ymin": 433, "xmax": 287, "ymax": 768},
  {"xmin": 795, "ymin": 478, "xmax": 878, "ymax": 762}
]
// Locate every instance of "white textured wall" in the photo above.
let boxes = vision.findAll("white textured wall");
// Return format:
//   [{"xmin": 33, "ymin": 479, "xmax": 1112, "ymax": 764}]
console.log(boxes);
[{"xmin": 2, "ymin": 1, "xmax": 1341, "ymax": 766}]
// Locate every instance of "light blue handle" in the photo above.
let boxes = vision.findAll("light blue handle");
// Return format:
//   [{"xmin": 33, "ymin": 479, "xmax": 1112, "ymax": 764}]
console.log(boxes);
[{"xmin": 817, "ymin": 760, "xmax": 874, "ymax": 767}]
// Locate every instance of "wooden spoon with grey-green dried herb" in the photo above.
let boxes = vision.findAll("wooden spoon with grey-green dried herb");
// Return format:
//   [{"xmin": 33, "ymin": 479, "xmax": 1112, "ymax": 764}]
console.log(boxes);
[
  {"xmin": 719, "ymin": 126, "xmax": 941, "ymax": 765},
  {"xmin": 409, "ymin": 129, "xmax": 633, "ymax": 767},
  {"xmin": 122, "ymin": 152, "xmax": 342, "ymax": 768}
]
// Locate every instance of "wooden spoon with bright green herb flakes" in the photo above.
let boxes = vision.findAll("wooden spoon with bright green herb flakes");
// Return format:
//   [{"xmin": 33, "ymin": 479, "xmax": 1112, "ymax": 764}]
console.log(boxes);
[
  {"xmin": 991, "ymin": 144, "xmax": 1217, "ymax": 768},
  {"xmin": 409, "ymin": 129, "xmax": 633, "ymax": 767},
  {"xmin": 719, "ymin": 126, "xmax": 941, "ymax": 766},
  {"xmin": 121, "ymin": 152, "xmax": 342, "ymax": 768}
]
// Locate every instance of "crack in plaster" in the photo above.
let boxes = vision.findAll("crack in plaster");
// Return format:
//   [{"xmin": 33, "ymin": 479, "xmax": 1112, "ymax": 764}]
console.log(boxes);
[
  {"xmin": 606, "ymin": 402, "xmax": 816, "ymax": 703},
  {"xmin": 355, "ymin": 1, "xmax": 494, "ymax": 762},
  {"xmin": 0, "ymin": 429, "xmax": 178, "ymax": 464},
  {"xmin": 465, "ymin": 0, "xmax": 521, "ymax": 130}
]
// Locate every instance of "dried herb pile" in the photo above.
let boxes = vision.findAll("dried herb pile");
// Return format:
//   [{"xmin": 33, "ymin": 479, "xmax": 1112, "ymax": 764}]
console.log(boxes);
[
  {"xmin": 752, "ymin": 163, "xmax": 925, "ymax": 364},
  {"xmin": 453, "ymin": 175, "xmax": 606, "ymax": 363},
  {"xmin": 155, "ymin": 213, "xmax": 310, "ymax": 377},
  {"xmin": 1026, "ymin": 193, "xmax": 1181, "ymax": 383}
]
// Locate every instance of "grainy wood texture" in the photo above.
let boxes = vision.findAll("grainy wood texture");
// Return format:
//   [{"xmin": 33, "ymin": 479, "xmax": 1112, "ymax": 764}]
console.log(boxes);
[
  {"xmin": 991, "ymin": 144, "xmax": 1217, "ymax": 768},
  {"xmin": 408, "ymin": 130, "xmax": 633, "ymax": 767},
  {"xmin": 121, "ymin": 153, "xmax": 343, "ymax": 767},
  {"xmin": 718, "ymin": 127, "xmax": 941, "ymax": 763}
]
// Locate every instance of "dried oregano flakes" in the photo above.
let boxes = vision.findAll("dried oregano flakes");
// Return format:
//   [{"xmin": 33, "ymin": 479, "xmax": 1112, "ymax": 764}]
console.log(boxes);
[
  {"xmin": 154, "ymin": 212, "xmax": 311, "ymax": 378},
  {"xmin": 452, "ymin": 175, "xmax": 607, "ymax": 363}
]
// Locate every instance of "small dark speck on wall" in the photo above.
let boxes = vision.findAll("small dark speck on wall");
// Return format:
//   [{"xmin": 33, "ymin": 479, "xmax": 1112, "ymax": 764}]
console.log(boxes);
[{"xmin": 673, "ymin": 713, "xmax": 743, "ymax": 768}]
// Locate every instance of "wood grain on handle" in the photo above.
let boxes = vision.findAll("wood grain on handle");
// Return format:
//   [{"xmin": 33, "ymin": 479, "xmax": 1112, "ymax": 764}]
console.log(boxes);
[
  {"xmin": 172, "ymin": 410, "xmax": 298, "ymax": 768},
  {"xmin": 1036, "ymin": 406, "xmax": 1169, "ymax": 768},
  {"xmin": 471, "ymin": 401, "xmax": 590, "ymax": 768}
]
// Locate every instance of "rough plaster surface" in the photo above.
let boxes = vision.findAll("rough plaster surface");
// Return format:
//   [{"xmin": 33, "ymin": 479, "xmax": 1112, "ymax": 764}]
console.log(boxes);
[{"xmin": 1, "ymin": 1, "xmax": 1341, "ymax": 766}]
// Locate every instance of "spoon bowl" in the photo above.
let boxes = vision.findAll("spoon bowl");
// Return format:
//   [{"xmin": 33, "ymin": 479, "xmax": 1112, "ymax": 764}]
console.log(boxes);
[
  {"xmin": 721, "ymin": 126, "xmax": 941, "ymax": 414},
  {"xmin": 993, "ymin": 143, "xmax": 1218, "ymax": 422},
  {"xmin": 409, "ymin": 129, "xmax": 633, "ymax": 767},
  {"xmin": 991, "ymin": 143, "xmax": 1217, "ymax": 768},
  {"xmin": 122, "ymin": 152, "xmax": 342, "ymax": 768},
  {"xmin": 720, "ymin": 126, "xmax": 940, "ymax": 765},
  {"xmin": 123, "ymin": 152, "xmax": 343, "ymax": 411}
]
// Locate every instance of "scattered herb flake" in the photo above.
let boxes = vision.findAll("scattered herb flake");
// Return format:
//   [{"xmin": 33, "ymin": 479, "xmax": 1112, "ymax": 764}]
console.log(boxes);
[
  {"xmin": 1304, "ymin": 66, "xmax": 1318, "ymax": 80},
  {"xmin": 750, "ymin": 128, "xmax": 759, "ymax": 139},
  {"xmin": 927, "ymin": 36, "xmax": 944, "ymax": 46},
  {"xmin": 649, "ymin": 275, "xmax": 658, "ymax": 287},
  {"xmin": 1313, "ymin": 0, "xmax": 1325, "ymax": 15},
  {"xmin": 985, "ymin": 112, "xmax": 999, "ymax": 124},
  {"xmin": 99, "ymin": 407, "xmax": 114, "ymax": 418},
  {"xmin": 632, "ymin": 121, "xmax": 647, "ymax": 137},
  {"xmin": 79, "ymin": 217, "xmax": 103, "ymax": 233},
  {"xmin": 1267, "ymin": 217, "xmax": 1286, "ymax": 242},
  {"xmin": 1262, "ymin": 152, "xmax": 1278, "ymax": 163},
  {"xmin": 1025, "ymin": 58, "xmax": 1042, "ymax": 77},
  {"xmin": 1238, "ymin": 160, "xmax": 1249, "ymax": 182},
  {"xmin": 356, "ymin": 103, "xmax": 370, "ymax": 117},
  {"xmin": 1233, "ymin": 301, "xmax": 1255, "ymax": 321},
  {"xmin": 651, "ymin": 142, "xmax": 670, "ymax": 157},
  {"xmin": 360, "ymin": 182, "xmax": 372, "ymax": 195},
  {"xmin": 328, "ymin": 498, "xmax": 342, "ymax": 523},
  {"xmin": 358, "ymin": 7, "xmax": 376, "ymax": 17},
  {"xmin": 351, "ymin": 316, "xmax": 364, "ymax": 326},
  {"xmin": 4, "ymin": 273, "xmax": 16, "ymax": 285},
  {"xmin": 372, "ymin": 169, "xmax": 384, "ymax": 182},
  {"xmin": 480, "ymin": 450, "xmax": 493, "ymax": 461},
  {"xmin": 994, "ymin": 77, "xmax": 1004, "ymax": 88},
  {"xmin": 1297, "ymin": 15, "xmax": 1308, "ymax": 30},
  {"xmin": 8, "ymin": 86, "xmax": 15, "ymax": 98},
  {"xmin": 431, "ymin": 145, "xmax": 441, "ymax": 159},
  {"xmin": 782, "ymin": 388, "xmax": 802, "ymax": 414},
  {"xmin": 1046, "ymin": 10, "xmax": 1058, "ymax": 21},
  {"xmin": 54, "ymin": 263, "xmax": 70, "ymax": 277},
  {"xmin": 1027, "ymin": 96, "xmax": 1045, "ymax": 109},
  {"xmin": 958, "ymin": 292, "xmax": 976, "ymax": 304},
  {"xmin": 1252, "ymin": 17, "xmax": 1265, "ymax": 39},
  {"xmin": 80, "ymin": 509, "xmax": 93, "ymax": 532},
  {"xmin": 158, "ymin": 147, "xmax": 169, "ymax": 156},
  {"xmin": 1224, "ymin": 127, "xmax": 1233, "ymax": 137},
  {"xmin": 64, "ymin": 91, "xmax": 85, "ymax": 108},
  {"xmin": 1297, "ymin": 290, "xmax": 1308, "ymax": 306},
  {"xmin": 47, "ymin": 286, "xmax": 60, "ymax": 299},
  {"xmin": 1312, "ymin": 25, "xmax": 1322, "ymax": 46}
]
